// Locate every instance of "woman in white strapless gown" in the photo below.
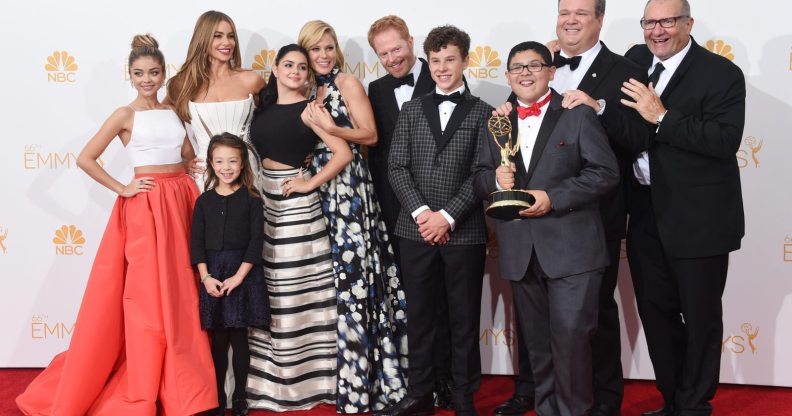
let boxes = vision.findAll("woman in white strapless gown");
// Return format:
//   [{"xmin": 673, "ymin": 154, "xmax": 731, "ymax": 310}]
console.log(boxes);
[
  {"xmin": 166, "ymin": 10, "xmax": 264, "ymax": 193},
  {"xmin": 165, "ymin": 10, "xmax": 265, "ymax": 416}
]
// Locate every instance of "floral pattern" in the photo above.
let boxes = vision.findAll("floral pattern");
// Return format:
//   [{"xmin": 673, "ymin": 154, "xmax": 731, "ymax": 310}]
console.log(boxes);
[{"xmin": 312, "ymin": 67, "xmax": 409, "ymax": 413}]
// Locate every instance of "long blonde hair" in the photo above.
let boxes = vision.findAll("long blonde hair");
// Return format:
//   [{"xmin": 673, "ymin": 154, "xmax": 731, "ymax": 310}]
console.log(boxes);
[
  {"xmin": 297, "ymin": 20, "xmax": 345, "ymax": 72},
  {"xmin": 167, "ymin": 10, "xmax": 242, "ymax": 121}
]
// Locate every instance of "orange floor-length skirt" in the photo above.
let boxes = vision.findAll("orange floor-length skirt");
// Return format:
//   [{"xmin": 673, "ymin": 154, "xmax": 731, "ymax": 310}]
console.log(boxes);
[{"xmin": 17, "ymin": 172, "xmax": 218, "ymax": 416}]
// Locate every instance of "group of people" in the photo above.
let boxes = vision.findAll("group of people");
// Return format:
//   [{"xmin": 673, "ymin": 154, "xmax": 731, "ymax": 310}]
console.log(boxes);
[{"xmin": 16, "ymin": 0, "xmax": 746, "ymax": 415}]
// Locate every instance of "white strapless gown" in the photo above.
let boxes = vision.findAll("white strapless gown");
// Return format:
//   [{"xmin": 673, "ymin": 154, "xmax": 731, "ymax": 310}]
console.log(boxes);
[{"xmin": 188, "ymin": 94, "xmax": 259, "ymax": 192}]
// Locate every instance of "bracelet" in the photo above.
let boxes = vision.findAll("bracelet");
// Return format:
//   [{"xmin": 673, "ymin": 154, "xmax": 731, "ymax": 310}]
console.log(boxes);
[{"xmin": 200, "ymin": 273, "xmax": 212, "ymax": 283}]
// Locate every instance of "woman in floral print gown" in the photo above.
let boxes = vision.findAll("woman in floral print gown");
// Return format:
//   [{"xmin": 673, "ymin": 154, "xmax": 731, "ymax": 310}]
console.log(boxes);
[{"xmin": 297, "ymin": 20, "xmax": 409, "ymax": 413}]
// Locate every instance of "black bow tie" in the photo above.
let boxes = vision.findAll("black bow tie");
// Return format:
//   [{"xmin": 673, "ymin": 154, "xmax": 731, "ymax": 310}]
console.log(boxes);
[
  {"xmin": 393, "ymin": 73, "xmax": 414, "ymax": 88},
  {"xmin": 554, "ymin": 54, "xmax": 582, "ymax": 70},
  {"xmin": 433, "ymin": 91, "xmax": 463, "ymax": 106}
]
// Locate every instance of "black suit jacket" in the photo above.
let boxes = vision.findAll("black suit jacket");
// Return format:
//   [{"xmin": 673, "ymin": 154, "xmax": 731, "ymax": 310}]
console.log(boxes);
[
  {"xmin": 473, "ymin": 91, "xmax": 619, "ymax": 279},
  {"xmin": 388, "ymin": 89, "xmax": 492, "ymax": 245},
  {"xmin": 368, "ymin": 59, "xmax": 435, "ymax": 232},
  {"xmin": 624, "ymin": 38, "xmax": 746, "ymax": 258},
  {"xmin": 511, "ymin": 42, "xmax": 648, "ymax": 241}
]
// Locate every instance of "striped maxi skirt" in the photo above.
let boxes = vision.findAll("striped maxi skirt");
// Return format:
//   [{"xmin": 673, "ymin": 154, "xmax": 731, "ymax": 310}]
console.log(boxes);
[{"xmin": 247, "ymin": 168, "xmax": 338, "ymax": 411}]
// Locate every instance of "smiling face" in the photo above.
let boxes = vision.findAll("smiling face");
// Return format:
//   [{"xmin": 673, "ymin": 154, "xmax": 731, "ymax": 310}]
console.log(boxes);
[
  {"xmin": 273, "ymin": 50, "xmax": 310, "ymax": 91},
  {"xmin": 644, "ymin": 0, "xmax": 693, "ymax": 61},
  {"xmin": 210, "ymin": 144, "xmax": 243, "ymax": 187},
  {"xmin": 372, "ymin": 28, "xmax": 416, "ymax": 79},
  {"xmin": 307, "ymin": 32, "xmax": 338, "ymax": 76},
  {"xmin": 209, "ymin": 20, "xmax": 236, "ymax": 64},
  {"xmin": 129, "ymin": 56, "xmax": 165, "ymax": 98},
  {"xmin": 428, "ymin": 44, "xmax": 468, "ymax": 93},
  {"xmin": 506, "ymin": 50, "xmax": 555, "ymax": 104},
  {"xmin": 557, "ymin": 0, "xmax": 603, "ymax": 56}
]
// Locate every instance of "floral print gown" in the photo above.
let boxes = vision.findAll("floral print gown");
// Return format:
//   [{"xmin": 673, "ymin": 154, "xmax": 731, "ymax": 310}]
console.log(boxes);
[{"xmin": 312, "ymin": 67, "xmax": 409, "ymax": 413}]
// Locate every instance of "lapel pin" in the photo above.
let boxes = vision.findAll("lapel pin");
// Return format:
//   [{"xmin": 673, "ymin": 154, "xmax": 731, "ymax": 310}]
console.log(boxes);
[{"xmin": 592, "ymin": 73, "xmax": 597, "ymax": 78}]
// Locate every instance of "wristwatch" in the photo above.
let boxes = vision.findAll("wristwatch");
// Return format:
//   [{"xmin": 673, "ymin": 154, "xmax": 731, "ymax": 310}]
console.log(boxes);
[
  {"xmin": 656, "ymin": 110, "xmax": 668, "ymax": 126},
  {"xmin": 596, "ymin": 99, "xmax": 606, "ymax": 116}
]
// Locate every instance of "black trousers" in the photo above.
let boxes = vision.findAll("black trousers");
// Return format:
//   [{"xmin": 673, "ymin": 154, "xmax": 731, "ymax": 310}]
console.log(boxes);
[
  {"xmin": 210, "ymin": 327, "xmax": 250, "ymax": 404},
  {"xmin": 508, "ymin": 239, "xmax": 622, "ymax": 408},
  {"xmin": 627, "ymin": 186, "xmax": 728, "ymax": 416},
  {"xmin": 400, "ymin": 238, "xmax": 486, "ymax": 411}
]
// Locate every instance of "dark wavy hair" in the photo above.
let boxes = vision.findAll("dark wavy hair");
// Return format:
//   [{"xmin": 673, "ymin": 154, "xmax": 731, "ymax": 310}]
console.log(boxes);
[
  {"xmin": 423, "ymin": 25, "xmax": 471, "ymax": 59},
  {"xmin": 204, "ymin": 132, "xmax": 259, "ymax": 198},
  {"xmin": 257, "ymin": 44, "xmax": 311, "ymax": 113}
]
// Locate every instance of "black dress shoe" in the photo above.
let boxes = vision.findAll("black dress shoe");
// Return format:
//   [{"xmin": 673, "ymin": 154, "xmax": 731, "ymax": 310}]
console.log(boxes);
[
  {"xmin": 231, "ymin": 399, "xmax": 248, "ymax": 416},
  {"xmin": 641, "ymin": 407, "xmax": 673, "ymax": 416},
  {"xmin": 374, "ymin": 396, "xmax": 434, "ymax": 416},
  {"xmin": 493, "ymin": 395, "xmax": 534, "ymax": 416},
  {"xmin": 434, "ymin": 378, "xmax": 454, "ymax": 410},
  {"xmin": 590, "ymin": 403, "xmax": 620, "ymax": 416}
]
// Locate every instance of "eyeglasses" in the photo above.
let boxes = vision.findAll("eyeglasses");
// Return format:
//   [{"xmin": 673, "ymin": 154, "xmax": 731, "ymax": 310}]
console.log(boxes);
[
  {"xmin": 640, "ymin": 15, "xmax": 690, "ymax": 30},
  {"xmin": 507, "ymin": 62, "xmax": 549, "ymax": 74}
]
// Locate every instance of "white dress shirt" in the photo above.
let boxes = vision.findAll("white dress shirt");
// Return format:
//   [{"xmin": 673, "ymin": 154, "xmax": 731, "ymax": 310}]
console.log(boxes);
[
  {"xmin": 411, "ymin": 84, "xmax": 467, "ymax": 231},
  {"xmin": 551, "ymin": 41, "xmax": 602, "ymax": 94},
  {"xmin": 496, "ymin": 90, "xmax": 552, "ymax": 190},
  {"xmin": 633, "ymin": 37, "xmax": 692, "ymax": 185},
  {"xmin": 394, "ymin": 59, "xmax": 422, "ymax": 110}
]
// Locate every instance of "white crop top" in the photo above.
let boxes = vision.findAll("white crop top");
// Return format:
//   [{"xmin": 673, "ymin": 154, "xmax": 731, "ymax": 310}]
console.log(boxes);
[{"xmin": 126, "ymin": 109, "xmax": 185, "ymax": 167}]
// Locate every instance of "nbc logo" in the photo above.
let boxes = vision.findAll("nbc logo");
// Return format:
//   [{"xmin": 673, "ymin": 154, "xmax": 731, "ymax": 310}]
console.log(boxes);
[
  {"xmin": 252, "ymin": 49, "xmax": 277, "ymax": 82},
  {"xmin": 45, "ymin": 51, "xmax": 78, "ymax": 83},
  {"xmin": 0, "ymin": 226, "xmax": 7, "ymax": 254},
  {"xmin": 784, "ymin": 235, "xmax": 792, "ymax": 262},
  {"xmin": 705, "ymin": 39, "xmax": 735, "ymax": 61},
  {"xmin": 736, "ymin": 136, "xmax": 763, "ymax": 169},
  {"xmin": 468, "ymin": 46, "xmax": 502, "ymax": 79},
  {"xmin": 53, "ymin": 225, "xmax": 85, "ymax": 255}
]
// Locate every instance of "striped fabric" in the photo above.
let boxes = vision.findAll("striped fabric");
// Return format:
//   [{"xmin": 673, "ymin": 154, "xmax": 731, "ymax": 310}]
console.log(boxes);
[{"xmin": 247, "ymin": 168, "xmax": 338, "ymax": 411}]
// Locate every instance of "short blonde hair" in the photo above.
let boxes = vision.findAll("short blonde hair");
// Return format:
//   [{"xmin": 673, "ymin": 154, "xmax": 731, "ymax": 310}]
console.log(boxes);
[
  {"xmin": 367, "ymin": 15, "xmax": 411, "ymax": 49},
  {"xmin": 297, "ymin": 20, "xmax": 345, "ymax": 71}
]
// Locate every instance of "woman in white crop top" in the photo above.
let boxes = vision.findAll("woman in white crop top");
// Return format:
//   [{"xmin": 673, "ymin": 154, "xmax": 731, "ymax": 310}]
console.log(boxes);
[
  {"xmin": 16, "ymin": 34, "xmax": 218, "ymax": 416},
  {"xmin": 167, "ymin": 11, "xmax": 265, "ymax": 193}
]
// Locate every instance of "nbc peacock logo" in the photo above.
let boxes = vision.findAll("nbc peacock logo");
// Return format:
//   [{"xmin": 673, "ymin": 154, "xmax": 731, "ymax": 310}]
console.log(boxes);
[
  {"xmin": 45, "ymin": 51, "xmax": 78, "ymax": 83},
  {"xmin": 468, "ymin": 45, "xmax": 502, "ymax": 79},
  {"xmin": 252, "ymin": 49, "xmax": 278, "ymax": 82},
  {"xmin": 53, "ymin": 225, "xmax": 85, "ymax": 256},
  {"xmin": 705, "ymin": 39, "xmax": 735, "ymax": 61},
  {"xmin": 0, "ymin": 226, "xmax": 7, "ymax": 254}
]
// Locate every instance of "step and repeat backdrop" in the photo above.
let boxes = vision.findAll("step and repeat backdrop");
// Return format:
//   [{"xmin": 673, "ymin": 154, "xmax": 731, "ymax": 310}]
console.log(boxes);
[{"xmin": 1, "ymin": 0, "xmax": 790, "ymax": 386}]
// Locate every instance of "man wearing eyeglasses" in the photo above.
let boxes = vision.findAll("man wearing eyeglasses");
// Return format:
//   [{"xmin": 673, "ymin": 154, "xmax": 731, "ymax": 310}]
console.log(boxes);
[
  {"xmin": 619, "ymin": 1, "xmax": 746, "ymax": 415},
  {"xmin": 473, "ymin": 41, "xmax": 619, "ymax": 416},
  {"xmin": 492, "ymin": 1, "xmax": 649, "ymax": 415}
]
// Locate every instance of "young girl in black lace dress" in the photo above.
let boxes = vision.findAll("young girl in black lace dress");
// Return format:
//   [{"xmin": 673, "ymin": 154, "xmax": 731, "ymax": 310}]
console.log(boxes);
[{"xmin": 191, "ymin": 133, "xmax": 270, "ymax": 416}]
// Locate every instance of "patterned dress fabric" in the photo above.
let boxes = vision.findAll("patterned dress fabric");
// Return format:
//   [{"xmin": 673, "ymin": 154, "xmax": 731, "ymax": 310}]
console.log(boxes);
[
  {"xmin": 247, "ymin": 168, "xmax": 338, "ymax": 411},
  {"xmin": 312, "ymin": 67, "xmax": 408, "ymax": 412}
]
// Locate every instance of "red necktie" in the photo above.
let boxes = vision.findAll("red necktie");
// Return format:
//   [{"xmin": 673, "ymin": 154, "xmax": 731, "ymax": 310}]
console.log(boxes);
[{"xmin": 517, "ymin": 92, "xmax": 553, "ymax": 120}]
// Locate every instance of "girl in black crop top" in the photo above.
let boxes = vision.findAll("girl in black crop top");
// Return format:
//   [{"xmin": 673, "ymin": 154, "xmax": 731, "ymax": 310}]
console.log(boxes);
[{"xmin": 250, "ymin": 44, "xmax": 352, "ymax": 196}]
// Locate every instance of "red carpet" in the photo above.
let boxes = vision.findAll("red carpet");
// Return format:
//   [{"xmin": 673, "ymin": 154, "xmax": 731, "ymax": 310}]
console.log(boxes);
[{"xmin": 1, "ymin": 369, "xmax": 790, "ymax": 415}]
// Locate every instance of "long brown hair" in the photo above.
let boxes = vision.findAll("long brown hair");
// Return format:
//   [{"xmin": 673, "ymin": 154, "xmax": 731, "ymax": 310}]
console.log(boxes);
[
  {"xmin": 167, "ymin": 11, "xmax": 242, "ymax": 121},
  {"xmin": 204, "ymin": 133, "xmax": 259, "ymax": 198}
]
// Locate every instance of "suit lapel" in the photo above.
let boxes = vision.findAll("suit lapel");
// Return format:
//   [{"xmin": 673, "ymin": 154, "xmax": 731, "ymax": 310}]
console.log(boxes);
[
  {"xmin": 660, "ymin": 39, "xmax": 699, "ymax": 101},
  {"xmin": 437, "ymin": 91, "xmax": 477, "ymax": 152},
  {"xmin": 421, "ymin": 94, "xmax": 444, "ymax": 147},
  {"xmin": 411, "ymin": 58, "xmax": 434, "ymax": 99},
  {"xmin": 524, "ymin": 92, "xmax": 563, "ymax": 183},
  {"xmin": 577, "ymin": 42, "xmax": 614, "ymax": 95}
]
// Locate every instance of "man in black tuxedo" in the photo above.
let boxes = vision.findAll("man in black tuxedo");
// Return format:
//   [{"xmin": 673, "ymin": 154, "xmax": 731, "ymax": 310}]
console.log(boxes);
[
  {"xmin": 378, "ymin": 25, "xmax": 492, "ymax": 416},
  {"xmin": 493, "ymin": 2, "xmax": 648, "ymax": 415},
  {"xmin": 619, "ymin": 0, "xmax": 746, "ymax": 414},
  {"xmin": 366, "ymin": 16, "xmax": 453, "ymax": 410},
  {"xmin": 474, "ymin": 41, "xmax": 619, "ymax": 416}
]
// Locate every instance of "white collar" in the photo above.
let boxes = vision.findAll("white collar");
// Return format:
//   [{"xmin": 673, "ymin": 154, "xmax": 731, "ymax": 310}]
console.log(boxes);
[
  {"xmin": 559, "ymin": 40, "xmax": 602, "ymax": 60},
  {"xmin": 436, "ymin": 84, "xmax": 466, "ymax": 96}
]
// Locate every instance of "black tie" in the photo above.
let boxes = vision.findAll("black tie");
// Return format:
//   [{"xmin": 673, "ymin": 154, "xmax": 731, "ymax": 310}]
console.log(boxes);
[
  {"xmin": 393, "ymin": 73, "xmax": 414, "ymax": 88},
  {"xmin": 433, "ymin": 91, "xmax": 463, "ymax": 106},
  {"xmin": 554, "ymin": 54, "xmax": 582, "ymax": 70},
  {"xmin": 648, "ymin": 63, "xmax": 665, "ymax": 87}
]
